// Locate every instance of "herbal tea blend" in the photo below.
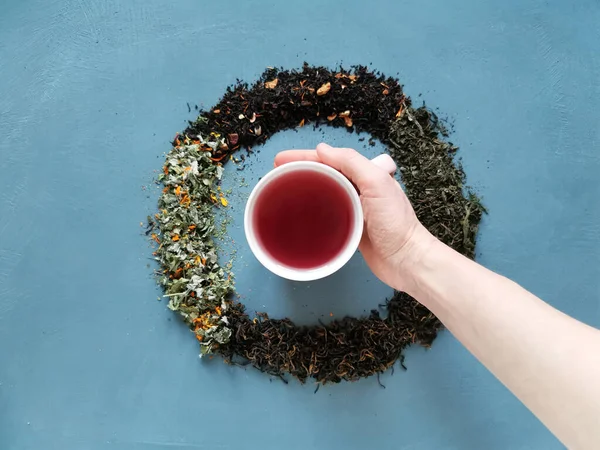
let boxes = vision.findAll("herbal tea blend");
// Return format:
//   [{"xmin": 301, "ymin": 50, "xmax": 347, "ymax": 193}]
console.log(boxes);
[{"xmin": 150, "ymin": 64, "xmax": 485, "ymax": 385}]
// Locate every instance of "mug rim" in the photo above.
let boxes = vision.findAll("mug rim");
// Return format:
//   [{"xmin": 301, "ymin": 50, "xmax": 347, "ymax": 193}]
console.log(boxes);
[{"xmin": 244, "ymin": 161, "xmax": 364, "ymax": 281}]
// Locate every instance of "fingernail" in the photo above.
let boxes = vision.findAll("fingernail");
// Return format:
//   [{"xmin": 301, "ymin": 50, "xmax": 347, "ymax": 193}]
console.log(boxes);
[
  {"xmin": 371, "ymin": 154, "xmax": 397, "ymax": 175},
  {"xmin": 317, "ymin": 142, "xmax": 333, "ymax": 151}
]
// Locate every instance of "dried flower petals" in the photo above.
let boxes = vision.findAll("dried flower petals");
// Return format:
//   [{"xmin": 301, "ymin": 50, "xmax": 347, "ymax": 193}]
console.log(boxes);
[
  {"xmin": 264, "ymin": 78, "xmax": 278, "ymax": 89},
  {"xmin": 228, "ymin": 133, "xmax": 239, "ymax": 145},
  {"xmin": 316, "ymin": 82, "xmax": 331, "ymax": 96}
]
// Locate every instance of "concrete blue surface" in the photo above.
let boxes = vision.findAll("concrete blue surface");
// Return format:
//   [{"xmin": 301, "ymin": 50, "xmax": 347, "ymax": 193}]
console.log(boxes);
[{"xmin": 1, "ymin": 0, "xmax": 599, "ymax": 449}]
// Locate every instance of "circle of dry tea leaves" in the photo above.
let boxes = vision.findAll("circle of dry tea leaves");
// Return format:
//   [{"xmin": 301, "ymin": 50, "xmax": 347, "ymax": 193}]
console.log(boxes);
[{"xmin": 150, "ymin": 64, "xmax": 485, "ymax": 385}]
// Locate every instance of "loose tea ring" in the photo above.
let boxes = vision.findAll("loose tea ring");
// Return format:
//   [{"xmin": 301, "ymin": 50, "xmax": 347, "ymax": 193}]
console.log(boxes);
[{"xmin": 150, "ymin": 64, "xmax": 485, "ymax": 385}]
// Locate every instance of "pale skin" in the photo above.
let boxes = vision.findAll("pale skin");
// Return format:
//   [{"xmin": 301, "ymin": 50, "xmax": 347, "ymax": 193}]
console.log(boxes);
[{"xmin": 275, "ymin": 143, "xmax": 600, "ymax": 450}]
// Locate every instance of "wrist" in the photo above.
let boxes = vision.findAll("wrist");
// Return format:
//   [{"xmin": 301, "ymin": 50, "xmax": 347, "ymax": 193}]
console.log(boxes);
[{"xmin": 393, "ymin": 224, "xmax": 440, "ymax": 296}]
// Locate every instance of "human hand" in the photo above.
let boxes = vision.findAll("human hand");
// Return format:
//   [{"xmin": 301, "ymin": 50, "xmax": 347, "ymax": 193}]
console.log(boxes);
[{"xmin": 274, "ymin": 143, "xmax": 435, "ymax": 292}]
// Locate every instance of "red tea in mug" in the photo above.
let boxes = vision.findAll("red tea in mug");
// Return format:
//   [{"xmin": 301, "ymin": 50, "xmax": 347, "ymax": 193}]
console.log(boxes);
[{"xmin": 253, "ymin": 170, "xmax": 354, "ymax": 269}]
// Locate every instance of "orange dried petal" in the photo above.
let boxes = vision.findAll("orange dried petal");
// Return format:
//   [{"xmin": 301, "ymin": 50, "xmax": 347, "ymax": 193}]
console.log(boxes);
[
  {"xmin": 264, "ymin": 78, "xmax": 279, "ymax": 89},
  {"xmin": 317, "ymin": 82, "xmax": 331, "ymax": 96}
]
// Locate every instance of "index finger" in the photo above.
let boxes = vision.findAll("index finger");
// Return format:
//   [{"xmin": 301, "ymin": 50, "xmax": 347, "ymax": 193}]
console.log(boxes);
[
  {"xmin": 273, "ymin": 149, "xmax": 320, "ymax": 167},
  {"xmin": 316, "ymin": 143, "xmax": 389, "ymax": 190}
]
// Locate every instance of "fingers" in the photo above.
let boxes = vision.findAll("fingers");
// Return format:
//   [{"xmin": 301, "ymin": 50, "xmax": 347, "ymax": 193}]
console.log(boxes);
[
  {"xmin": 316, "ymin": 143, "xmax": 388, "ymax": 190},
  {"xmin": 274, "ymin": 144, "xmax": 392, "ymax": 193},
  {"xmin": 274, "ymin": 150, "xmax": 320, "ymax": 167}
]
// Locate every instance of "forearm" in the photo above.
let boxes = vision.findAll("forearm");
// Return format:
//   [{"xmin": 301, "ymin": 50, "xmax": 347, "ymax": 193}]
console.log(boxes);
[{"xmin": 404, "ymin": 231, "xmax": 600, "ymax": 449}]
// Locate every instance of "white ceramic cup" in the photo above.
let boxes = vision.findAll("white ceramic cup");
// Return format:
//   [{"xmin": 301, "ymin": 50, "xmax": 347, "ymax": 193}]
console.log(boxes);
[{"xmin": 244, "ymin": 154, "xmax": 396, "ymax": 281}]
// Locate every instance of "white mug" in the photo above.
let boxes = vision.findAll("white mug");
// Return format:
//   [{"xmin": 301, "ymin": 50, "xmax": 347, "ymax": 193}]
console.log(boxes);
[{"xmin": 244, "ymin": 154, "xmax": 396, "ymax": 281}]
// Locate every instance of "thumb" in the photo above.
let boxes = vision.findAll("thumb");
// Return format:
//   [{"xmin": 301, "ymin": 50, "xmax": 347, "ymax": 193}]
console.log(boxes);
[{"xmin": 316, "ymin": 143, "xmax": 389, "ymax": 191}]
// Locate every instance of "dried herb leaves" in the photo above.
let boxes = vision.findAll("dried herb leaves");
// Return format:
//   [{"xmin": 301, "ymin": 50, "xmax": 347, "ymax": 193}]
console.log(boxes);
[
  {"xmin": 154, "ymin": 136, "xmax": 233, "ymax": 354},
  {"xmin": 153, "ymin": 64, "xmax": 485, "ymax": 384}
]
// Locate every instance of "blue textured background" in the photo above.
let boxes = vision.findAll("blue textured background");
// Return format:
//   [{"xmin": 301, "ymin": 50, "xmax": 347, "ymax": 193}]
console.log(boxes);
[{"xmin": 1, "ymin": 0, "xmax": 599, "ymax": 449}]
